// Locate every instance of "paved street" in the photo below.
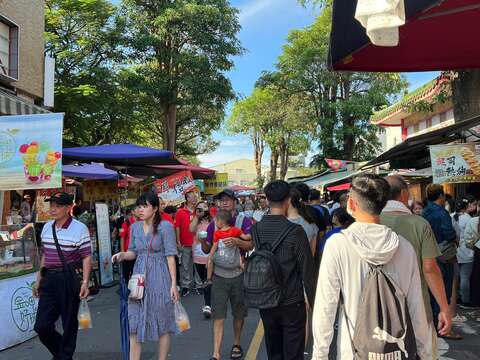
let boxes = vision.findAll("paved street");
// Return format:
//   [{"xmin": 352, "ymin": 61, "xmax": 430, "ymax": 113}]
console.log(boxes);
[{"xmin": 1, "ymin": 285, "xmax": 480, "ymax": 360}]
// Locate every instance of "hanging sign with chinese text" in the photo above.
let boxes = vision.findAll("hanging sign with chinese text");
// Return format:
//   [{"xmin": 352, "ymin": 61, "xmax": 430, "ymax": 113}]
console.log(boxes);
[
  {"xmin": 430, "ymin": 144, "xmax": 480, "ymax": 184},
  {"xmin": 154, "ymin": 171, "xmax": 196, "ymax": 206}
]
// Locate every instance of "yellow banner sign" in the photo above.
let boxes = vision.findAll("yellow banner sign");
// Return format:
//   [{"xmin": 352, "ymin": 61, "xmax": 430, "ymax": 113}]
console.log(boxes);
[{"xmin": 204, "ymin": 173, "xmax": 228, "ymax": 195}]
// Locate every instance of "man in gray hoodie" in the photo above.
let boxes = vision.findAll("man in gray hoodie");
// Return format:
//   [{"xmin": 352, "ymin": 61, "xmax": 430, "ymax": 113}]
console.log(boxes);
[{"xmin": 312, "ymin": 174, "xmax": 430, "ymax": 360}]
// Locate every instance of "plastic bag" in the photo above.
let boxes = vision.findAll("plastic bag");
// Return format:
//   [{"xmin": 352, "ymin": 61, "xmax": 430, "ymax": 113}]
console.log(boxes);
[
  {"xmin": 78, "ymin": 299, "xmax": 92, "ymax": 330},
  {"xmin": 175, "ymin": 301, "xmax": 190, "ymax": 333}
]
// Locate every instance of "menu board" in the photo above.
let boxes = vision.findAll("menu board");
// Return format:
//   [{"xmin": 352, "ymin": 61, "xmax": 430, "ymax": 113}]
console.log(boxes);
[
  {"xmin": 430, "ymin": 144, "xmax": 480, "ymax": 184},
  {"xmin": 95, "ymin": 203, "xmax": 113, "ymax": 285}
]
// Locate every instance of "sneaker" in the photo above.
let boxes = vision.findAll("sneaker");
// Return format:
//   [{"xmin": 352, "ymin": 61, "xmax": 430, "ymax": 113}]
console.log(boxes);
[
  {"xmin": 202, "ymin": 306, "xmax": 212, "ymax": 319},
  {"xmin": 458, "ymin": 302, "xmax": 479, "ymax": 310},
  {"xmin": 452, "ymin": 314, "xmax": 468, "ymax": 322},
  {"xmin": 180, "ymin": 288, "xmax": 190, "ymax": 297}
]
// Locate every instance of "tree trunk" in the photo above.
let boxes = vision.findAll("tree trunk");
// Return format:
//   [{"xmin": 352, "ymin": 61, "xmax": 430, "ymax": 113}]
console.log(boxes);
[
  {"xmin": 279, "ymin": 138, "xmax": 289, "ymax": 180},
  {"xmin": 162, "ymin": 103, "xmax": 177, "ymax": 152},
  {"xmin": 269, "ymin": 149, "xmax": 279, "ymax": 182},
  {"xmin": 252, "ymin": 130, "xmax": 264, "ymax": 187},
  {"xmin": 452, "ymin": 70, "xmax": 480, "ymax": 122}
]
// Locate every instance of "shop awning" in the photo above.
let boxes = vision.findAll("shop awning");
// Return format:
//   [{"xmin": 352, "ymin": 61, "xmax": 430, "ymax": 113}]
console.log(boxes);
[
  {"xmin": 329, "ymin": 0, "xmax": 480, "ymax": 72},
  {"xmin": 327, "ymin": 183, "xmax": 351, "ymax": 192},
  {"xmin": 363, "ymin": 114, "xmax": 480, "ymax": 169},
  {"xmin": 62, "ymin": 163, "xmax": 119, "ymax": 180},
  {"xmin": 302, "ymin": 169, "xmax": 358, "ymax": 190},
  {"xmin": 63, "ymin": 144, "xmax": 179, "ymax": 166},
  {"xmin": 0, "ymin": 89, "xmax": 49, "ymax": 115}
]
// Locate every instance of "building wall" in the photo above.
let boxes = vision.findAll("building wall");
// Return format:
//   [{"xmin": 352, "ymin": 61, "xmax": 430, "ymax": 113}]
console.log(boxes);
[
  {"xmin": 378, "ymin": 126, "xmax": 402, "ymax": 152},
  {"xmin": 211, "ymin": 159, "xmax": 258, "ymax": 186},
  {"xmin": 211, "ymin": 158, "xmax": 301, "ymax": 186},
  {"xmin": 0, "ymin": 0, "xmax": 45, "ymax": 101}
]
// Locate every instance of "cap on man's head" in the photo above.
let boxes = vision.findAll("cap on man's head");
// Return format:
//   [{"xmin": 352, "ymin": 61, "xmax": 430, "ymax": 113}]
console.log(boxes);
[
  {"xmin": 45, "ymin": 192, "xmax": 74, "ymax": 206},
  {"xmin": 215, "ymin": 189, "xmax": 236, "ymax": 201}
]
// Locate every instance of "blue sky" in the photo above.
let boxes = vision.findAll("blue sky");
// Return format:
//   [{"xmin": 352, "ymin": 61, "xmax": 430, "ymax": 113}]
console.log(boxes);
[
  {"xmin": 111, "ymin": 0, "xmax": 439, "ymax": 167},
  {"xmin": 198, "ymin": 0, "xmax": 439, "ymax": 167}
]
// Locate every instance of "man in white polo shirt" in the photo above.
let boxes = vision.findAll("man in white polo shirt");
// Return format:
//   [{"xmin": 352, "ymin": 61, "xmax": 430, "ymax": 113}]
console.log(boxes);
[{"xmin": 33, "ymin": 192, "xmax": 92, "ymax": 360}]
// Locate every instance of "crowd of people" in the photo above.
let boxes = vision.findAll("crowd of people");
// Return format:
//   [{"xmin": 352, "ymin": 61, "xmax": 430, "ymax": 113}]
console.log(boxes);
[{"xmin": 30, "ymin": 175, "xmax": 480, "ymax": 360}]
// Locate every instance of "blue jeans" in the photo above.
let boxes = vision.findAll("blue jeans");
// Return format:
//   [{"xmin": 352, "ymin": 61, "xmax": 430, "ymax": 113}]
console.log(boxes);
[
  {"xmin": 459, "ymin": 262, "xmax": 474, "ymax": 303},
  {"xmin": 430, "ymin": 261, "xmax": 454, "ymax": 328}
]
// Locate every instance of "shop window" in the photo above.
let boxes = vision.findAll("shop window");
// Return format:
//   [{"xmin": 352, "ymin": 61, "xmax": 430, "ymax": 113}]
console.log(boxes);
[{"xmin": 0, "ymin": 15, "xmax": 19, "ymax": 82}]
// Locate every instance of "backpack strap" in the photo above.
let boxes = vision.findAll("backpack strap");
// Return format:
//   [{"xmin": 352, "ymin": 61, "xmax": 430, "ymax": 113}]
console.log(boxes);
[
  {"xmin": 252, "ymin": 221, "xmax": 296, "ymax": 253},
  {"xmin": 339, "ymin": 291, "xmax": 357, "ymax": 356}
]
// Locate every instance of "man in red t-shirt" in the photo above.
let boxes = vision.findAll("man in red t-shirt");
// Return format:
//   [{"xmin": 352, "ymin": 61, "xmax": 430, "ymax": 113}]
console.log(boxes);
[{"xmin": 175, "ymin": 191, "xmax": 198, "ymax": 296}]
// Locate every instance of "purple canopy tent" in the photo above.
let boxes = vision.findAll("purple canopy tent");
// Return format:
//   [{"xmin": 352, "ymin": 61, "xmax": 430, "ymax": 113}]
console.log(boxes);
[
  {"xmin": 62, "ymin": 163, "xmax": 119, "ymax": 180},
  {"xmin": 62, "ymin": 144, "xmax": 179, "ymax": 166}
]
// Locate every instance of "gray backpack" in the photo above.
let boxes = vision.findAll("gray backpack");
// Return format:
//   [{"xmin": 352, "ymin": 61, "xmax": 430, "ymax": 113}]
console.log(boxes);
[
  {"xmin": 341, "ymin": 265, "xmax": 418, "ymax": 360},
  {"xmin": 213, "ymin": 213, "xmax": 245, "ymax": 270}
]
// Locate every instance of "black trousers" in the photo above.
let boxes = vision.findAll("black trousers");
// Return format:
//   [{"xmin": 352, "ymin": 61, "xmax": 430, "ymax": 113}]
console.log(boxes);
[
  {"xmin": 194, "ymin": 263, "xmax": 211, "ymax": 307},
  {"xmin": 34, "ymin": 272, "xmax": 80, "ymax": 360},
  {"xmin": 260, "ymin": 302, "xmax": 306, "ymax": 360}
]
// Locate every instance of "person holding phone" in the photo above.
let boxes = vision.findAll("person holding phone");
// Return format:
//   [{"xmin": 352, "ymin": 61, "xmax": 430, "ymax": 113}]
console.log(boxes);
[{"xmin": 190, "ymin": 201, "xmax": 213, "ymax": 318}]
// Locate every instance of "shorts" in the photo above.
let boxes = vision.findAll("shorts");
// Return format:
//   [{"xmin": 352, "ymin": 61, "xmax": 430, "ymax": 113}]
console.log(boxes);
[{"xmin": 211, "ymin": 273, "xmax": 248, "ymax": 320}]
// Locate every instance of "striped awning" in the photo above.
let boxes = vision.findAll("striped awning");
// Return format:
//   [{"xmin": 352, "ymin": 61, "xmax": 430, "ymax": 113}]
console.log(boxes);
[{"xmin": 0, "ymin": 89, "xmax": 49, "ymax": 115}]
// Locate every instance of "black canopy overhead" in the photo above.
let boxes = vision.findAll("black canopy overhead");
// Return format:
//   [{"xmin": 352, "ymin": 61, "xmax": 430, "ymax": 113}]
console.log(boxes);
[
  {"xmin": 329, "ymin": 0, "xmax": 480, "ymax": 72},
  {"xmin": 362, "ymin": 114, "xmax": 480, "ymax": 169}
]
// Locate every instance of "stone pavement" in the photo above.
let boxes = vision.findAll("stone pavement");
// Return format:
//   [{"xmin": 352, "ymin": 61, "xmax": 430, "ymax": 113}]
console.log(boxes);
[{"xmin": 1, "ymin": 286, "xmax": 479, "ymax": 359}]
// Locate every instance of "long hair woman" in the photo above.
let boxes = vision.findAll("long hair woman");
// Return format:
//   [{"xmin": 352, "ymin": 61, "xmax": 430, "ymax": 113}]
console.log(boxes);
[
  {"xmin": 288, "ymin": 185, "xmax": 319, "ymax": 256},
  {"xmin": 112, "ymin": 192, "xmax": 179, "ymax": 360},
  {"xmin": 189, "ymin": 200, "xmax": 213, "ymax": 318}
]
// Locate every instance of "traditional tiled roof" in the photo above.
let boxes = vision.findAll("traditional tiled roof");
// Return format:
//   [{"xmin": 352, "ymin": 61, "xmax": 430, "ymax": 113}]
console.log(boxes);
[{"xmin": 370, "ymin": 74, "xmax": 451, "ymax": 125}]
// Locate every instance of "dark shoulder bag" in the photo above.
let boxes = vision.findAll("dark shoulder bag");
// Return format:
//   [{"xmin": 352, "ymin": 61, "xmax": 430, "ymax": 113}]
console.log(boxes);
[{"xmin": 51, "ymin": 223, "xmax": 82, "ymax": 295}]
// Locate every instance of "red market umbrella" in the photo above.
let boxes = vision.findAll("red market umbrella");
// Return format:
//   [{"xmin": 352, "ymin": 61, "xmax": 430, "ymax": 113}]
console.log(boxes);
[
  {"xmin": 327, "ymin": 183, "xmax": 351, "ymax": 192},
  {"xmin": 330, "ymin": 0, "xmax": 480, "ymax": 72}
]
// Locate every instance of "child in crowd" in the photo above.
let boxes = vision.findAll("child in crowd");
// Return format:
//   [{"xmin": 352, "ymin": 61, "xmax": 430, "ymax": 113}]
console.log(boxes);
[{"xmin": 207, "ymin": 209, "xmax": 248, "ymax": 283}]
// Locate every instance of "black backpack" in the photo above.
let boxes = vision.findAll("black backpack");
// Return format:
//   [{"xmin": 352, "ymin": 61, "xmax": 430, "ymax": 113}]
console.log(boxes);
[
  {"xmin": 341, "ymin": 264, "xmax": 418, "ymax": 360},
  {"xmin": 243, "ymin": 222, "xmax": 296, "ymax": 309}
]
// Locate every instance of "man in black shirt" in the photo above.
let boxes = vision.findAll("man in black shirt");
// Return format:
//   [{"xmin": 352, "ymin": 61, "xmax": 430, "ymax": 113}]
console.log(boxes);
[{"xmin": 255, "ymin": 180, "xmax": 315, "ymax": 360}]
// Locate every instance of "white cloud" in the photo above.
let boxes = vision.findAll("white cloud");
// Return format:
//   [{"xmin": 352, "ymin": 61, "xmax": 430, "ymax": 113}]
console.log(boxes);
[{"xmin": 238, "ymin": 0, "xmax": 277, "ymax": 23}]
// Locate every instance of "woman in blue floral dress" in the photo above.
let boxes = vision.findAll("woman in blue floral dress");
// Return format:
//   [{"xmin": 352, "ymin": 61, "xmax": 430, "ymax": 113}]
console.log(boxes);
[{"xmin": 112, "ymin": 192, "xmax": 179, "ymax": 360}]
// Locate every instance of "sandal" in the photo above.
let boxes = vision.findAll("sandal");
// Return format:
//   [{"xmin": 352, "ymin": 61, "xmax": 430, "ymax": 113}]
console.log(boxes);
[
  {"xmin": 231, "ymin": 345, "xmax": 243, "ymax": 359},
  {"xmin": 439, "ymin": 331, "xmax": 463, "ymax": 340}
]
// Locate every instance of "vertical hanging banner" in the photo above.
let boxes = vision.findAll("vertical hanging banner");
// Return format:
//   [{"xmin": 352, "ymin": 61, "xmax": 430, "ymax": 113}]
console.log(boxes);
[
  {"xmin": 95, "ymin": 203, "xmax": 113, "ymax": 286},
  {"xmin": 154, "ymin": 170, "xmax": 196, "ymax": 206},
  {"xmin": 0, "ymin": 113, "xmax": 63, "ymax": 190}
]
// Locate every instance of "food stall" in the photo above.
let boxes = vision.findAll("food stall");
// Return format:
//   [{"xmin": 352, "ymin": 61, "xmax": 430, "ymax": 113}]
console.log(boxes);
[{"xmin": 0, "ymin": 113, "xmax": 63, "ymax": 350}]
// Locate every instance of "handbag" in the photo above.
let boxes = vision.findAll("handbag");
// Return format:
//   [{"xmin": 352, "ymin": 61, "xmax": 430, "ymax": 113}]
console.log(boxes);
[
  {"xmin": 128, "ymin": 231, "xmax": 154, "ymax": 300},
  {"xmin": 51, "ymin": 223, "xmax": 82, "ymax": 295}
]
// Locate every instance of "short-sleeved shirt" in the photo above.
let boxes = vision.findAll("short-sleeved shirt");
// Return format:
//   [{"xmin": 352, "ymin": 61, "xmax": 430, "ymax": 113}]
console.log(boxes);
[
  {"xmin": 289, "ymin": 216, "xmax": 319, "ymax": 245},
  {"xmin": 41, "ymin": 217, "xmax": 91, "ymax": 268},
  {"xmin": 380, "ymin": 212, "xmax": 441, "ymax": 322},
  {"xmin": 214, "ymin": 227, "xmax": 243, "ymax": 244},
  {"xmin": 128, "ymin": 220, "xmax": 178, "ymax": 257},
  {"xmin": 206, "ymin": 213, "xmax": 252, "ymax": 244},
  {"xmin": 175, "ymin": 207, "xmax": 195, "ymax": 247}
]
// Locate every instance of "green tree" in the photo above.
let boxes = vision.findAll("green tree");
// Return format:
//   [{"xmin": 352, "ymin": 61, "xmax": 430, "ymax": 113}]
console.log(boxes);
[
  {"xmin": 121, "ymin": 0, "xmax": 243, "ymax": 153},
  {"xmin": 45, "ymin": 0, "xmax": 135, "ymax": 145},
  {"xmin": 275, "ymin": 6, "xmax": 407, "ymax": 166},
  {"xmin": 228, "ymin": 87, "xmax": 313, "ymax": 183}
]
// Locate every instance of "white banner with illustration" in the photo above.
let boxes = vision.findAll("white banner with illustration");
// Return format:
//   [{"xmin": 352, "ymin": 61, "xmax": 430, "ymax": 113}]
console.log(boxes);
[
  {"xmin": 0, "ymin": 113, "xmax": 63, "ymax": 190},
  {"xmin": 154, "ymin": 170, "xmax": 196, "ymax": 206},
  {"xmin": 95, "ymin": 203, "xmax": 113, "ymax": 285},
  {"xmin": 0, "ymin": 272, "xmax": 38, "ymax": 350}
]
